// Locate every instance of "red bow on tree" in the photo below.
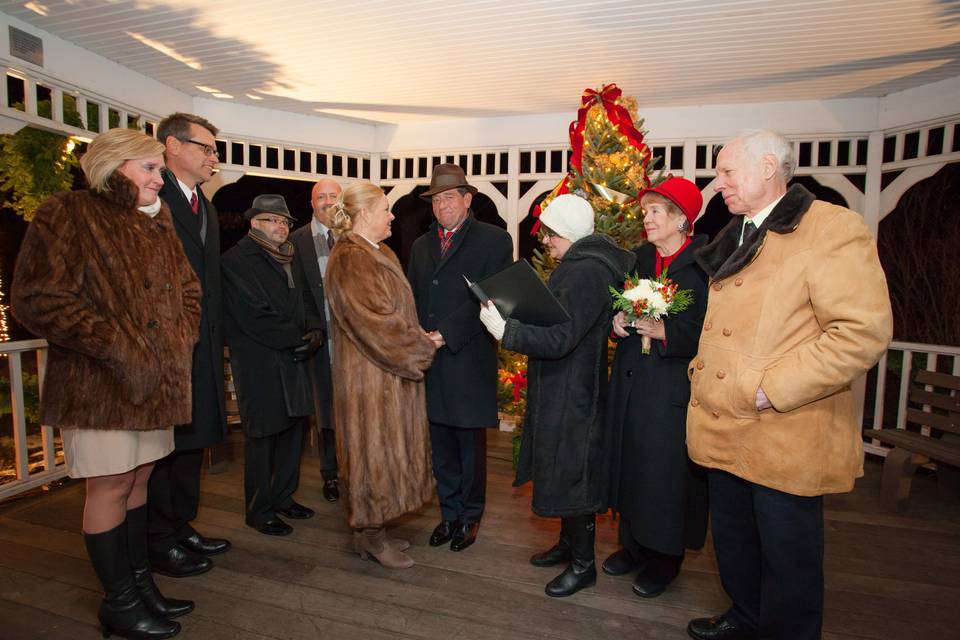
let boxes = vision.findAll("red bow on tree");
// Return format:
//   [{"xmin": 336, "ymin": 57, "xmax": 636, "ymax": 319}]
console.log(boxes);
[{"xmin": 508, "ymin": 370, "xmax": 528, "ymax": 403}]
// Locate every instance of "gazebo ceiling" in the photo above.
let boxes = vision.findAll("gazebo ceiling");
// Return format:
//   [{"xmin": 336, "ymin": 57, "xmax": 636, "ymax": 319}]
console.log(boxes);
[{"xmin": 3, "ymin": 0, "xmax": 960, "ymax": 123}]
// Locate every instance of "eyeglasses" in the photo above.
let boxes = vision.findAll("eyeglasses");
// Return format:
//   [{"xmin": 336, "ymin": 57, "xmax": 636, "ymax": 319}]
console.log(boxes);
[
  {"xmin": 254, "ymin": 216, "xmax": 293, "ymax": 228},
  {"xmin": 182, "ymin": 139, "xmax": 219, "ymax": 159}
]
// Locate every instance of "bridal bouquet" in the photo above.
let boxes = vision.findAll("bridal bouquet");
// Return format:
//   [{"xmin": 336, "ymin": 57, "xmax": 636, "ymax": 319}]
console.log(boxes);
[{"xmin": 609, "ymin": 272, "xmax": 694, "ymax": 354}]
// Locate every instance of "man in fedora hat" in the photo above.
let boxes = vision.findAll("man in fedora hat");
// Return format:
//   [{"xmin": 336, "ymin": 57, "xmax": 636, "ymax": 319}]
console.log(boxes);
[
  {"xmin": 148, "ymin": 112, "xmax": 229, "ymax": 577},
  {"xmin": 407, "ymin": 164, "xmax": 513, "ymax": 552},
  {"xmin": 222, "ymin": 194, "xmax": 325, "ymax": 536}
]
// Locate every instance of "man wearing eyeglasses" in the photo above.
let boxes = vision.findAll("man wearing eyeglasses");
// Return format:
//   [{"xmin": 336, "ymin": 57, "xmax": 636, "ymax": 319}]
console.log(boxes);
[
  {"xmin": 147, "ymin": 112, "xmax": 230, "ymax": 578},
  {"xmin": 222, "ymin": 195, "xmax": 324, "ymax": 536}
]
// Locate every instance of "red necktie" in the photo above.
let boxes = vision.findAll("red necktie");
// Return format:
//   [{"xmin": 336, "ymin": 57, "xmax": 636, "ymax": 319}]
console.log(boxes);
[{"xmin": 190, "ymin": 192, "xmax": 199, "ymax": 215}]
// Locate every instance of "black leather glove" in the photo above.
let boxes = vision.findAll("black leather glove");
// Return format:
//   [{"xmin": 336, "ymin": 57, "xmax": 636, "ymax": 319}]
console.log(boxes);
[{"xmin": 292, "ymin": 329, "xmax": 325, "ymax": 362}]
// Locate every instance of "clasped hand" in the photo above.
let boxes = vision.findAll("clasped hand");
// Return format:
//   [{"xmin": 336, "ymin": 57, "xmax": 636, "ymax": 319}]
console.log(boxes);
[
  {"xmin": 612, "ymin": 312, "xmax": 665, "ymax": 340},
  {"xmin": 293, "ymin": 329, "xmax": 325, "ymax": 362}
]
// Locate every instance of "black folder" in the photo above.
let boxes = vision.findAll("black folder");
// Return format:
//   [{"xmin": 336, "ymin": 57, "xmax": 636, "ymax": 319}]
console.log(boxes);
[{"xmin": 464, "ymin": 259, "xmax": 570, "ymax": 327}]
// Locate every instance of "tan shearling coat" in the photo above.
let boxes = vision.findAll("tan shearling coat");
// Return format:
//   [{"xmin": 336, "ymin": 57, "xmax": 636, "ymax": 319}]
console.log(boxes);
[
  {"xmin": 326, "ymin": 233, "xmax": 437, "ymax": 528},
  {"xmin": 687, "ymin": 185, "xmax": 893, "ymax": 496}
]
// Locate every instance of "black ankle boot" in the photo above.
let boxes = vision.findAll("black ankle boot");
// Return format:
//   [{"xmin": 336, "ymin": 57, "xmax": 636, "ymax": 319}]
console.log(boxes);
[
  {"xmin": 543, "ymin": 514, "xmax": 597, "ymax": 597},
  {"xmin": 530, "ymin": 518, "xmax": 572, "ymax": 567},
  {"xmin": 126, "ymin": 506, "xmax": 194, "ymax": 619},
  {"xmin": 84, "ymin": 522, "xmax": 181, "ymax": 639}
]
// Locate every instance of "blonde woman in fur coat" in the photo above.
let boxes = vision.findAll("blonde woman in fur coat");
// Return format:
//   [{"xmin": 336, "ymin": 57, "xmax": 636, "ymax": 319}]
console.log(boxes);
[
  {"xmin": 12, "ymin": 128, "xmax": 201, "ymax": 639},
  {"xmin": 325, "ymin": 181, "xmax": 438, "ymax": 569}
]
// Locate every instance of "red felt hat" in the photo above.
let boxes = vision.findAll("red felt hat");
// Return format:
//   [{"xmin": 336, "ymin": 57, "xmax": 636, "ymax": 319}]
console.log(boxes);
[{"xmin": 637, "ymin": 176, "xmax": 703, "ymax": 230}]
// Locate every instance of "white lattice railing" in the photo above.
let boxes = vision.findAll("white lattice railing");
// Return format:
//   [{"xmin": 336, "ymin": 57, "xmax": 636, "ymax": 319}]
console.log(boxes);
[
  {"xmin": 0, "ymin": 339, "xmax": 65, "ymax": 501},
  {"xmin": 863, "ymin": 340, "xmax": 960, "ymax": 457}
]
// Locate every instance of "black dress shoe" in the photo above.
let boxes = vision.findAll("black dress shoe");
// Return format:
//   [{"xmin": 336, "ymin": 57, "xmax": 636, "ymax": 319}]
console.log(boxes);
[
  {"xmin": 322, "ymin": 478, "xmax": 340, "ymax": 502},
  {"xmin": 687, "ymin": 615, "xmax": 756, "ymax": 640},
  {"xmin": 450, "ymin": 521, "xmax": 479, "ymax": 552},
  {"xmin": 148, "ymin": 544, "xmax": 213, "ymax": 578},
  {"xmin": 251, "ymin": 517, "xmax": 293, "ymax": 536},
  {"xmin": 276, "ymin": 501, "xmax": 315, "ymax": 520},
  {"xmin": 180, "ymin": 532, "xmax": 231, "ymax": 556},
  {"xmin": 631, "ymin": 553, "xmax": 682, "ymax": 598},
  {"xmin": 529, "ymin": 543, "xmax": 571, "ymax": 567},
  {"xmin": 544, "ymin": 560, "xmax": 597, "ymax": 597},
  {"xmin": 429, "ymin": 520, "xmax": 456, "ymax": 547},
  {"xmin": 601, "ymin": 547, "xmax": 641, "ymax": 576}
]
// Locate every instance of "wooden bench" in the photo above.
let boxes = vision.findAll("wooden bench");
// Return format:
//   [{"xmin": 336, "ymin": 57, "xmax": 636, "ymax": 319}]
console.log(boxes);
[
  {"xmin": 865, "ymin": 370, "xmax": 960, "ymax": 512},
  {"xmin": 205, "ymin": 348, "xmax": 243, "ymax": 474}
]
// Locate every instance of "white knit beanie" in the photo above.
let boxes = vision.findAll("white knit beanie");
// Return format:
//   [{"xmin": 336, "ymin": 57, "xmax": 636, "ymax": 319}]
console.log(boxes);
[{"xmin": 540, "ymin": 194, "xmax": 595, "ymax": 243}]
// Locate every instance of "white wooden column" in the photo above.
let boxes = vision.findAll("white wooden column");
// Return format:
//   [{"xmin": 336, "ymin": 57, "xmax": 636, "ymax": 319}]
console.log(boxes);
[
  {"xmin": 862, "ymin": 130, "xmax": 884, "ymax": 236},
  {"xmin": 506, "ymin": 146, "xmax": 521, "ymax": 259}
]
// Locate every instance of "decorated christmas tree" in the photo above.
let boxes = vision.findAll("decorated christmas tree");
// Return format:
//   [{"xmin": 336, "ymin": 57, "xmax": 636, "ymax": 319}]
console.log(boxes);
[
  {"xmin": 531, "ymin": 83, "xmax": 656, "ymax": 275},
  {"xmin": 499, "ymin": 84, "xmax": 657, "ymax": 467}
]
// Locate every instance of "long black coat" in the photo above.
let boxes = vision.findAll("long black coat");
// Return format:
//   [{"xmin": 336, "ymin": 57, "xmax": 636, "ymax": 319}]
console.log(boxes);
[
  {"xmin": 222, "ymin": 236, "xmax": 322, "ymax": 438},
  {"xmin": 407, "ymin": 214, "xmax": 513, "ymax": 428},
  {"xmin": 606, "ymin": 237, "xmax": 710, "ymax": 555},
  {"xmin": 502, "ymin": 234, "xmax": 634, "ymax": 517},
  {"xmin": 289, "ymin": 224, "xmax": 333, "ymax": 432},
  {"xmin": 160, "ymin": 172, "xmax": 226, "ymax": 449}
]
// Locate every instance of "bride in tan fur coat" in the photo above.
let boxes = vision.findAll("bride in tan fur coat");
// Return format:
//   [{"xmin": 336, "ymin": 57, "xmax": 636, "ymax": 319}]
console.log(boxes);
[{"xmin": 325, "ymin": 181, "xmax": 438, "ymax": 569}]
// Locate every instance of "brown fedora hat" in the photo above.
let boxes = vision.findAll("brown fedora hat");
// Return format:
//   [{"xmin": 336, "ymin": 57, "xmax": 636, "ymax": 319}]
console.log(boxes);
[{"xmin": 420, "ymin": 163, "xmax": 478, "ymax": 201}]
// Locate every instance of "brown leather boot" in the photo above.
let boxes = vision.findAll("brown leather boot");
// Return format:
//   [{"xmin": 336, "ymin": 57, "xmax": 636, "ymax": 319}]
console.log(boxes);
[
  {"xmin": 352, "ymin": 530, "xmax": 410, "ymax": 553},
  {"xmin": 356, "ymin": 528, "xmax": 414, "ymax": 569}
]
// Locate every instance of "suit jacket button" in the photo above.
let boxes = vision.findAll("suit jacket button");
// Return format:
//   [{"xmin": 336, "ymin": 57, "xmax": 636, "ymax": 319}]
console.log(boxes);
[
  {"xmin": 690, "ymin": 399, "xmax": 699, "ymax": 407},
  {"xmin": 722, "ymin": 328, "xmax": 732, "ymax": 336},
  {"xmin": 716, "ymin": 370, "xmax": 726, "ymax": 379},
  {"xmin": 734, "ymin": 278, "xmax": 744, "ymax": 286},
  {"xmin": 696, "ymin": 360, "xmax": 705, "ymax": 370},
  {"xmin": 626, "ymin": 370, "xmax": 633, "ymax": 377},
  {"xmin": 713, "ymin": 282, "xmax": 723, "ymax": 291}
]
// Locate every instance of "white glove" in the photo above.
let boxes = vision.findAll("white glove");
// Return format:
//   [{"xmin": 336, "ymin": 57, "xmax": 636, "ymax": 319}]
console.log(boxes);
[{"xmin": 479, "ymin": 302, "xmax": 506, "ymax": 340}]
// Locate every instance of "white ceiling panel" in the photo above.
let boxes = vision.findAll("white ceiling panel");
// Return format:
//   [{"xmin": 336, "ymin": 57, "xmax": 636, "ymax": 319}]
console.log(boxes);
[{"xmin": 2, "ymin": 0, "xmax": 959, "ymax": 122}]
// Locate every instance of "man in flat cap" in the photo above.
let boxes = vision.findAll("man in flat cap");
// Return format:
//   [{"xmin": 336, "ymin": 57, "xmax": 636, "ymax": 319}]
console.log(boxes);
[
  {"xmin": 222, "ymin": 195, "xmax": 325, "ymax": 536},
  {"xmin": 407, "ymin": 164, "xmax": 513, "ymax": 552}
]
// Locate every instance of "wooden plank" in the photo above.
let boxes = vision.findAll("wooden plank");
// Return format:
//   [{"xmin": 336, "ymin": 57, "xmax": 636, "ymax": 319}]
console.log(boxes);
[
  {"xmin": 915, "ymin": 370, "xmax": 960, "ymax": 391},
  {"xmin": 910, "ymin": 388, "xmax": 960, "ymax": 413},
  {"xmin": 867, "ymin": 431, "xmax": 960, "ymax": 467},
  {"xmin": 905, "ymin": 408, "xmax": 960, "ymax": 435}
]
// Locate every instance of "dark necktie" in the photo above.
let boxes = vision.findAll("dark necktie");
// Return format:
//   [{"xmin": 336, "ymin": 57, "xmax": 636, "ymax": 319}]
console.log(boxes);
[
  {"xmin": 741, "ymin": 218, "xmax": 758, "ymax": 246},
  {"xmin": 327, "ymin": 229, "xmax": 335, "ymax": 251},
  {"xmin": 190, "ymin": 192, "xmax": 199, "ymax": 215}
]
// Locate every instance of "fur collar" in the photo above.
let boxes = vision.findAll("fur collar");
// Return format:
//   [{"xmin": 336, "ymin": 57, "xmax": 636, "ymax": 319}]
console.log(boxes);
[
  {"xmin": 94, "ymin": 172, "xmax": 141, "ymax": 210},
  {"xmin": 695, "ymin": 184, "xmax": 815, "ymax": 281}
]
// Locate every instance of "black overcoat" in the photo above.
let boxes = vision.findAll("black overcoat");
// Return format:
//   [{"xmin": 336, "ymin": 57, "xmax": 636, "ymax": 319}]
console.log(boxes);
[
  {"xmin": 606, "ymin": 236, "xmax": 710, "ymax": 555},
  {"xmin": 289, "ymin": 224, "xmax": 333, "ymax": 432},
  {"xmin": 222, "ymin": 236, "xmax": 321, "ymax": 438},
  {"xmin": 407, "ymin": 214, "xmax": 513, "ymax": 428},
  {"xmin": 502, "ymin": 234, "xmax": 634, "ymax": 517},
  {"xmin": 159, "ymin": 172, "xmax": 226, "ymax": 449}
]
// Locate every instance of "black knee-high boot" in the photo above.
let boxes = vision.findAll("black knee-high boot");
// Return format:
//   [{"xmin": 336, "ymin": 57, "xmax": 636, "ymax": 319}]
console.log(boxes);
[
  {"xmin": 83, "ymin": 522, "xmax": 181, "ymax": 639},
  {"xmin": 127, "ymin": 505, "xmax": 194, "ymax": 618},
  {"xmin": 530, "ymin": 517, "xmax": 572, "ymax": 567},
  {"xmin": 544, "ymin": 513, "xmax": 597, "ymax": 597}
]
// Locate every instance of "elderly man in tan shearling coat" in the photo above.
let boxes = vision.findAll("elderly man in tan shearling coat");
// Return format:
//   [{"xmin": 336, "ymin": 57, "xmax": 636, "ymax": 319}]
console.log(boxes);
[{"xmin": 685, "ymin": 130, "xmax": 892, "ymax": 640}]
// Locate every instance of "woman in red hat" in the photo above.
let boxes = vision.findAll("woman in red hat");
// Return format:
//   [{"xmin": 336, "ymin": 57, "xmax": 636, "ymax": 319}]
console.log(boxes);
[{"xmin": 603, "ymin": 176, "xmax": 710, "ymax": 598}]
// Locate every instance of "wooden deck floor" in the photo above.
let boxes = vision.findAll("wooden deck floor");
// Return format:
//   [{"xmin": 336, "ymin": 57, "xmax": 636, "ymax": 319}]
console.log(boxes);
[{"xmin": 1, "ymin": 431, "xmax": 959, "ymax": 640}]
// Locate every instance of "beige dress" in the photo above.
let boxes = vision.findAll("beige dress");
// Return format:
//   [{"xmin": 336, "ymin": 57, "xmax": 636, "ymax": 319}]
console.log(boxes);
[{"xmin": 61, "ymin": 427, "xmax": 174, "ymax": 478}]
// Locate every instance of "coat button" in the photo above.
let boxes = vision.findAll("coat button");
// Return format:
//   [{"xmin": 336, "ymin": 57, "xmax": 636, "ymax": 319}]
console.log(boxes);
[
  {"xmin": 690, "ymin": 399, "xmax": 699, "ymax": 407},
  {"xmin": 722, "ymin": 328, "xmax": 732, "ymax": 336},
  {"xmin": 712, "ymin": 410, "xmax": 721, "ymax": 418},
  {"xmin": 716, "ymin": 370, "xmax": 726, "ymax": 379},
  {"xmin": 696, "ymin": 360, "xmax": 705, "ymax": 370},
  {"xmin": 704, "ymin": 322, "xmax": 712, "ymax": 331},
  {"xmin": 147, "ymin": 319, "xmax": 159, "ymax": 329},
  {"xmin": 144, "ymin": 279, "xmax": 152, "ymax": 289},
  {"xmin": 432, "ymin": 279, "xmax": 439, "ymax": 285},
  {"xmin": 164, "ymin": 283, "xmax": 173, "ymax": 291},
  {"xmin": 626, "ymin": 370, "xmax": 633, "ymax": 378},
  {"xmin": 713, "ymin": 282, "xmax": 723, "ymax": 291},
  {"xmin": 734, "ymin": 278, "xmax": 744, "ymax": 286}
]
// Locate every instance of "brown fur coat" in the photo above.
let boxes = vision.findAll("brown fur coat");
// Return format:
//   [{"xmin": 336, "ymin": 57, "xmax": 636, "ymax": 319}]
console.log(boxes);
[
  {"xmin": 326, "ymin": 233, "xmax": 436, "ymax": 528},
  {"xmin": 11, "ymin": 173, "xmax": 201, "ymax": 430}
]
